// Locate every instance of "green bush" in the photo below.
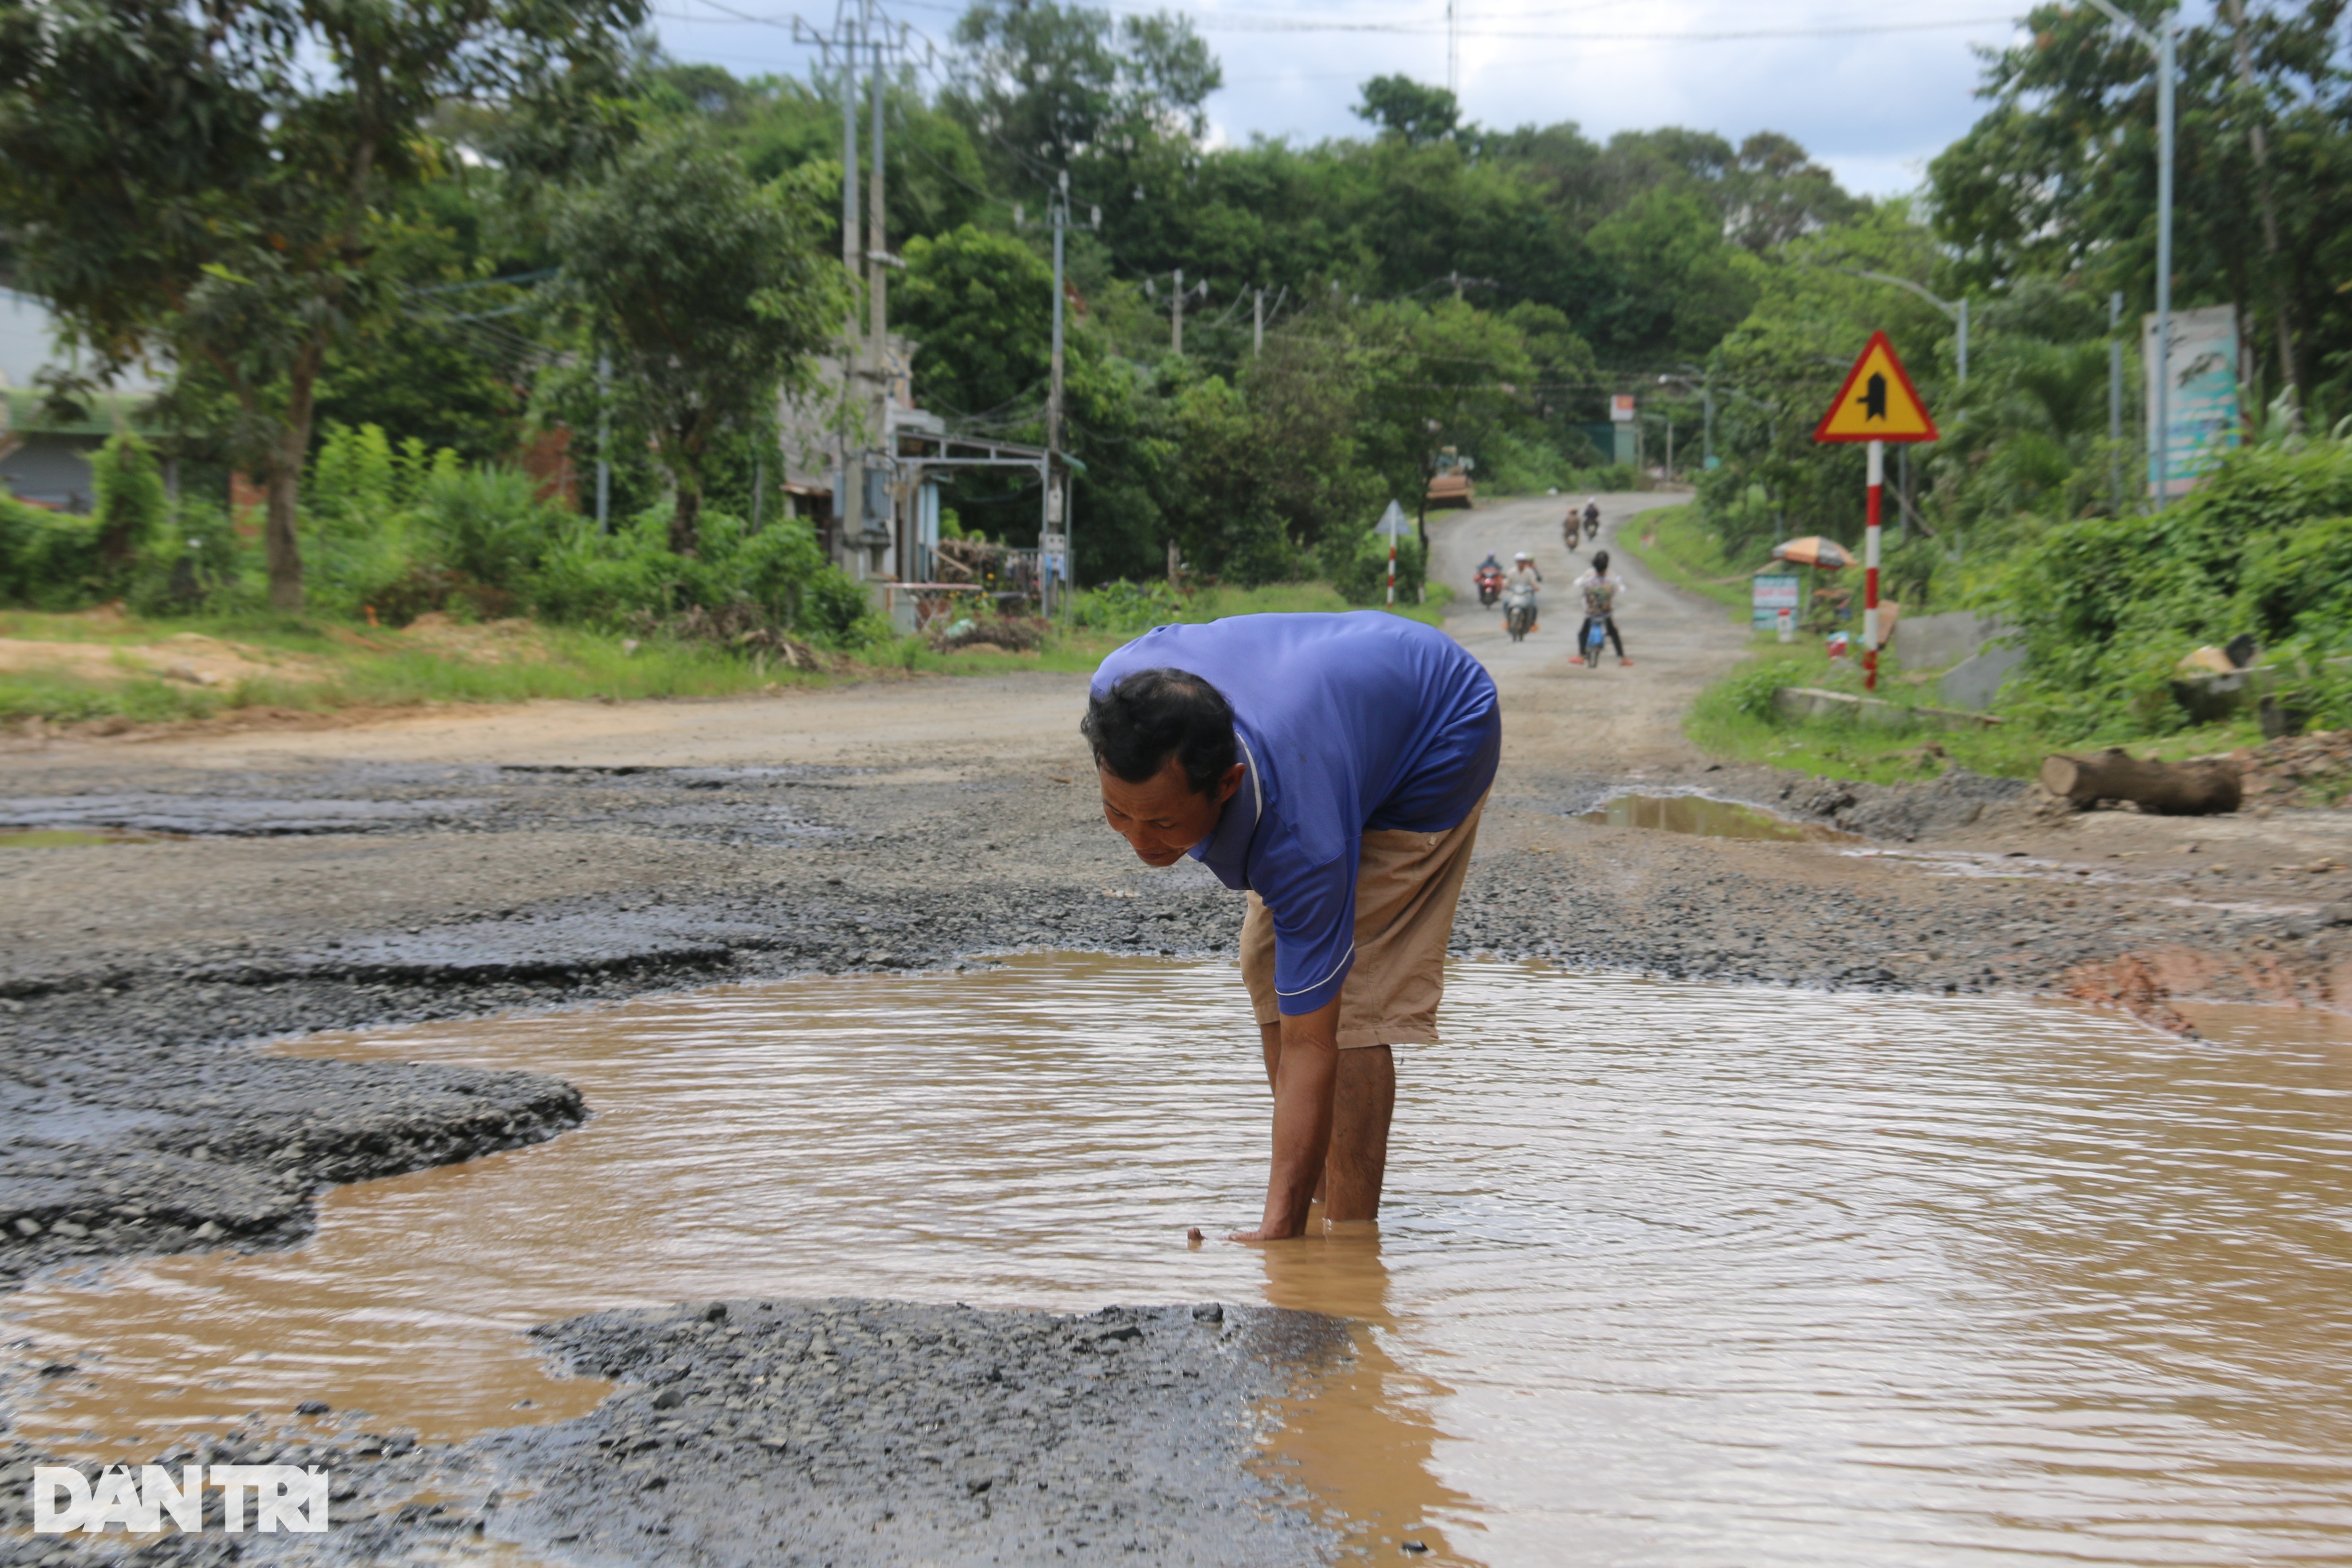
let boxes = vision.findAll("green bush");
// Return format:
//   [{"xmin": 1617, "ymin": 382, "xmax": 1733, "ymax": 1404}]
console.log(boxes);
[
  {"xmin": 1564, "ymin": 464, "xmax": 1639, "ymax": 493},
  {"xmin": 1320, "ymin": 526, "xmax": 1427, "ymax": 606},
  {"xmin": 89, "ymin": 432, "xmax": 167, "ymax": 577},
  {"xmin": 524, "ymin": 505, "xmax": 875, "ymax": 643},
  {"xmin": 0, "ymin": 485, "xmax": 104, "ymax": 607},
  {"xmin": 126, "ymin": 493, "xmax": 244, "ymax": 616},
  {"xmin": 1073, "ymin": 579, "xmax": 1185, "ymax": 634},
  {"xmin": 1994, "ymin": 436, "xmax": 2352, "ymax": 738}
]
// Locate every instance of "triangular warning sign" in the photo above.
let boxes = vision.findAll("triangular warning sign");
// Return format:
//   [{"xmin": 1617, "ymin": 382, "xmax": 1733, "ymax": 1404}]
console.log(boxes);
[{"xmin": 1814, "ymin": 330, "xmax": 1939, "ymax": 443}]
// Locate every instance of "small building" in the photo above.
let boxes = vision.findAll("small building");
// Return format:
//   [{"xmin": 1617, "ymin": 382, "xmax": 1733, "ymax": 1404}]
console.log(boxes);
[
  {"xmin": 777, "ymin": 336, "xmax": 1055, "ymax": 624},
  {"xmin": 0, "ymin": 287, "xmax": 163, "ymax": 510}
]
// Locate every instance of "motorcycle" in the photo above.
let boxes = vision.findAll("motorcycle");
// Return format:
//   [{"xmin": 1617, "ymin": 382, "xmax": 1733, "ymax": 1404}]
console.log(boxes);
[
  {"xmin": 1503, "ymin": 583, "xmax": 1538, "ymax": 643},
  {"xmin": 1583, "ymin": 509, "xmax": 1601, "ymax": 542},
  {"xmin": 1476, "ymin": 564, "xmax": 1505, "ymax": 608}
]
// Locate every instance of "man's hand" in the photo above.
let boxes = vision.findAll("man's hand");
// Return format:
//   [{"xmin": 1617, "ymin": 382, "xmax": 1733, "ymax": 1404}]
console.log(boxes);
[{"xmin": 1230, "ymin": 998, "xmax": 1342, "ymax": 1241}]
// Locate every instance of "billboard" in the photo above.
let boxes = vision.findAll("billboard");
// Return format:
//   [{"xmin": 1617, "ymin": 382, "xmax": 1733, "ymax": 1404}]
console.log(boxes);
[
  {"xmin": 1751, "ymin": 573, "xmax": 1802, "ymax": 631},
  {"xmin": 1610, "ymin": 394, "xmax": 1637, "ymax": 423},
  {"xmin": 2144, "ymin": 304, "xmax": 2241, "ymax": 499}
]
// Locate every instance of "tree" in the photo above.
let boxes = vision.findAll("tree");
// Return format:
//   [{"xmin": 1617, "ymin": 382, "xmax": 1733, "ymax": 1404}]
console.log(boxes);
[
  {"xmin": 1354, "ymin": 76, "xmax": 1459, "ymax": 144},
  {"xmin": 1724, "ymin": 132, "xmax": 1862, "ymax": 253},
  {"xmin": 1929, "ymin": 0, "xmax": 2352, "ymax": 414},
  {"xmin": 1353, "ymin": 299, "xmax": 1534, "ymax": 539},
  {"xmin": 947, "ymin": 1, "xmax": 1219, "ymax": 181},
  {"xmin": 552, "ymin": 126, "xmax": 846, "ymax": 557},
  {"xmin": 1587, "ymin": 186, "xmax": 1758, "ymax": 361},
  {"xmin": 895, "ymin": 226, "xmax": 1054, "ymax": 420},
  {"xmin": 0, "ymin": 0, "xmax": 642, "ymax": 610}
]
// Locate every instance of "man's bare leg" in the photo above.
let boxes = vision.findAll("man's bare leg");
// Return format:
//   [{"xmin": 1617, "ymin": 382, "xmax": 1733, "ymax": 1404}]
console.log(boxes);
[
  {"xmin": 1258, "ymin": 1024, "xmax": 1395, "ymax": 1222},
  {"xmin": 1323, "ymin": 1047, "xmax": 1394, "ymax": 1221}
]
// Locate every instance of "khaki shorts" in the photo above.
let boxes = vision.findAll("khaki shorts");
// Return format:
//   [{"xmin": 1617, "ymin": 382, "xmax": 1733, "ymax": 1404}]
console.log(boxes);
[{"xmin": 1240, "ymin": 795, "xmax": 1486, "ymax": 1050}]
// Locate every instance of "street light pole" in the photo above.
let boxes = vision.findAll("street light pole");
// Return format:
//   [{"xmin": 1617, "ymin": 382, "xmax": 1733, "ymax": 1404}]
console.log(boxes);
[
  {"xmin": 2086, "ymin": 0, "xmax": 2176, "ymax": 510},
  {"xmin": 1836, "ymin": 268, "xmax": 1968, "ymax": 384}
]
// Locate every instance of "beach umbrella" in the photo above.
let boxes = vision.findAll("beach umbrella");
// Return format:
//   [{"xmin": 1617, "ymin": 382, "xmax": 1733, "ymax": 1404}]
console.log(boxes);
[{"xmin": 1771, "ymin": 536, "xmax": 1853, "ymax": 570}]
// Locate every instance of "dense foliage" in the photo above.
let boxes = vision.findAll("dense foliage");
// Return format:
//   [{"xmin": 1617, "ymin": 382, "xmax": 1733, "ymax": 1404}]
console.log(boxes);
[{"xmin": 5, "ymin": 0, "xmax": 2347, "ymax": 724}]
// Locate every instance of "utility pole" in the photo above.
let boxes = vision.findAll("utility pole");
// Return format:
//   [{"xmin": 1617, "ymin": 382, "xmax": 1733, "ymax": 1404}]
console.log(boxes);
[
  {"xmin": 2156, "ymin": 17, "xmax": 2176, "ymax": 510},
  {"xmin": 1446, "ymin": 0, "xmax": 1458, "ymax": 97},
  {"xmin": 797, "ymin": 5, "xmax": 866, "ymax": 567},
  {"xmin": 595, "ymin": 351, "xmax": 611, "ymax": 532},
  {"xmin": 2109, "ymin": 289, "xmax": 2126, "ymax": 513},
  {"xmin": 2088, "ymin": 0, "xmax": 2176, "ymax": 509},
  {"xmin": 1253, "ymin": 287, "xmax": 1263, "ymax": 358},
  {"xmin": 2226, "ymin": 0, "xmax": 2297, "ymax": 404},
  {"xmin": 1046, "ymin": 171, "xmax": 1069, "ymax": 619},
  {"xmin": 1172, "ymin": 266, "xmax": 1185, "ymax": 354},
  {"xmin": 868, "ymin": 26, "xmax": 894, "ymax": 571}
]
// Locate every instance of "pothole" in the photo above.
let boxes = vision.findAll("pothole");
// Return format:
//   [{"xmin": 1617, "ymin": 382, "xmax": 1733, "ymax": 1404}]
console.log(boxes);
[{"xmin": 1579, "ymin": 792, "xmax": 1861, "ymax": 843}]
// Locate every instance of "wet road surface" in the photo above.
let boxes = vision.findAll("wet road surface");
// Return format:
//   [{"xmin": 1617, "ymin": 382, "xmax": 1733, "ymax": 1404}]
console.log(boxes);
[{"xmin": 15, "ymin": 956, "xmax": 2352, "ymax": 1564}]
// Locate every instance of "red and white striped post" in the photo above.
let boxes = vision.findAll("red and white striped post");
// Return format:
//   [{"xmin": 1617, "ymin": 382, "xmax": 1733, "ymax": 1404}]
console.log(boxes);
[{"xmin": 1863, "ymin": 438, "xmax": 1883, "ymax": 692}]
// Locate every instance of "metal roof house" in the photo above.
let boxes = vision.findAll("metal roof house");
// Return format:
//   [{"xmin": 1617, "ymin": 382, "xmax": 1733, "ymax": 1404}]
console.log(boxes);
[{"xmin": 0, "ymin": 288, "xmax": 163, "ymax": 510}]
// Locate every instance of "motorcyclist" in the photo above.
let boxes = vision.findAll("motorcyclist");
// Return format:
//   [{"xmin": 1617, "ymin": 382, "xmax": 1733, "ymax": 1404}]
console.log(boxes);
[
  {"xmin": 1582, "ymin": 498, "xmax": 1602, "ymax": 540},
  {"xmin": 1475, "ymin": 552, "xmax": 1505, "ymax": 607},
  {"xmin": 1506, "ymin": 551, "xmax": 1543, "ymax": 632},
  {"xmin": 1573, "ymin": 549, "xmax": 1631, "ymax": 666}
]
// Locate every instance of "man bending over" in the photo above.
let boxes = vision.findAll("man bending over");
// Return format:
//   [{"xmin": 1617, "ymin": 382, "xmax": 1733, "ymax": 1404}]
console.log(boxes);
[{"xmin": 1082, "ymin": 614, "xmax": 1500, "ymax": 1241}]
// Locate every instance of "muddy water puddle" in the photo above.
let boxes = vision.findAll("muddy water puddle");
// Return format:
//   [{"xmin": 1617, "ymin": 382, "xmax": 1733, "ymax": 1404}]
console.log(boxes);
[
  {"xmin": 1580, "ymin": 791, "xmax": 1860, "ymax": 844},
  {"xmin": 11, "ymin": 956, "xmax": 2352, "ymax": 1564},
  {"xmin": 0, "ymin": 828, "xmax": 176, "ymax": 848}
]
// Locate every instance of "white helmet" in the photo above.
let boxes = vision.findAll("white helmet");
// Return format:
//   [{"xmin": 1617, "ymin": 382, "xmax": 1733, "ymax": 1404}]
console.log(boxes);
[{"xmin": 1513, "ymin": 551, "xmax": 1531, "ymax": 562}]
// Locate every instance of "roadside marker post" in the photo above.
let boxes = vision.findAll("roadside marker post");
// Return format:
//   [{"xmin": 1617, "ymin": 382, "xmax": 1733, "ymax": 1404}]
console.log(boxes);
[
  {"xmin": 1375, "ymin": 499, "xmax": 1411, "ymax": 609},
  {"xmin": 1814, "ymin": 331, "xmax": 1939, "ymax": 691}
]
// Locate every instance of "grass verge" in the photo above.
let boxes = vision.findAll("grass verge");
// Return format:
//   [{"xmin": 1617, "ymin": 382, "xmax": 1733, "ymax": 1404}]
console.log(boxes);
[
  {"xmin": 1687, "ymin": 638, "xmax": 2263, "ymax": 785},
  {"xmin": 0, "ymin": 582, "xmax": 1451, "ymax": 727},
  {"xmin": 1613, "ymin": 503, "xmax": 1766, "ymax": 620}
]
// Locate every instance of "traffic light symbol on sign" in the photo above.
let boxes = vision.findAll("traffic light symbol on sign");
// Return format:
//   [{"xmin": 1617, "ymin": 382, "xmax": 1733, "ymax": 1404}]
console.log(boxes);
[{"xmin": 1814, "ymin": 331, "xmax": 1938, "ymax": 443}]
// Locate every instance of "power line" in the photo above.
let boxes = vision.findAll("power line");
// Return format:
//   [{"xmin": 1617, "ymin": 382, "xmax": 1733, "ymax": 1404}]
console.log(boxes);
[{"xmin": 665, "ymin": 0, "xmax": 2018, "ymax": 44}]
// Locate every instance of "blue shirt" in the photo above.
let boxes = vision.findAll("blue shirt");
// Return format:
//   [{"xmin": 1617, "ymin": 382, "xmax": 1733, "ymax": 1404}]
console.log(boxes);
[{"xmin": 1092, "ymin": 613, "xmax": 1500, "ymax": 1015}]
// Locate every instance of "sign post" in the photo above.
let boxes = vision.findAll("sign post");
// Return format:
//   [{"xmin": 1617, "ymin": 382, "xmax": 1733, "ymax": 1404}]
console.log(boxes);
[
  {"xmin": 1375, "ymin": 500, "xmax": 1411, "ymax": 608},
  {"xmin": 1813, "ymin": 331, "xmax": 1939, "ymax": 692}
]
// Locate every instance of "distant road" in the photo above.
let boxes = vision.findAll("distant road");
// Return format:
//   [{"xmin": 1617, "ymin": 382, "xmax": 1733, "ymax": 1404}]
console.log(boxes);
[{"xmin": 1426, "ymin": 491, "xmax": 1752, "ymax": 773}]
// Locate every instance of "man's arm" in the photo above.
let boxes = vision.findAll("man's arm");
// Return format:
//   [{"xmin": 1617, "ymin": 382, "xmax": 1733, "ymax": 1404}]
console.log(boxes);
[{"xmin": 1232, "ymin": 996, "xmax": 1343, "ymax": 1241}]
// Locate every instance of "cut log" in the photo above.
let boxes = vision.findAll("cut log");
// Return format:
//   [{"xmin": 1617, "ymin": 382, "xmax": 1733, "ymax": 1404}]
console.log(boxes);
[{"xmin": 2040, "ymin": 749, "xmax": 2242, "ymax": 815}]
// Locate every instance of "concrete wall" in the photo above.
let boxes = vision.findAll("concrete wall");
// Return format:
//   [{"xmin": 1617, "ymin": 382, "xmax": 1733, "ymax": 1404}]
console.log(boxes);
[
  {"xmin": 1938, "ymin": 643, "xmax": 2028, "ymax": 711},
  {"xmin": 1774, "ymin": 685, "xmax": 2003, "ymax": 733},
  {"xmin": 1895, "ymin": 610, "xmax": 2011, "ymax": 672}
]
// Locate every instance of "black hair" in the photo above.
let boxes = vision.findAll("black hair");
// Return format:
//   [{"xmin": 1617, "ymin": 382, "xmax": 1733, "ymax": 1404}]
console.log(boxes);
[
  {"xmin": 1081, "ymin": 668, "xmax": 1238, "ymax": 795},
  {"xmin": 1593, "ymin": 549, "xmax": 1611, "ymax": 572}
]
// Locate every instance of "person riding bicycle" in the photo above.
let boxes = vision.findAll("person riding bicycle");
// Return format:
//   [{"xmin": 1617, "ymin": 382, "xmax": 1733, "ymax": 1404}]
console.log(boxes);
[
  {"xmin": 1573, "ymin": 549, "xmax": 1631, "ymax": 666},
  {"xmin": 1506, "ymin": 551, "xmax": 1543, "ymax": 631}
]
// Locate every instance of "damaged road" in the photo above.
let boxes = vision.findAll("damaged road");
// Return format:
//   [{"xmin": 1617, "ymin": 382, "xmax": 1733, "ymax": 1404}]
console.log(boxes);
[
  {"xmin": 6, "ymin": 494, "xmax": 2352, "ymax": 1561},
  {"xmin": 1, "ymin": 1300, "xmax": 1346, "ymax": 1566}
]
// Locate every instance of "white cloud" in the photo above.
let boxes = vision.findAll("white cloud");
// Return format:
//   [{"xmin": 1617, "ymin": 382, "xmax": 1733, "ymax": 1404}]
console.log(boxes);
[{"xmin": 653, "ymin": 0, "xmax": 2038, "ymax": 198}]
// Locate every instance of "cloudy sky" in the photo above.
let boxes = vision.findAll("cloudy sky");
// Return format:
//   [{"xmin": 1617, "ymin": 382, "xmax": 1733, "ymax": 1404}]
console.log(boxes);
[{"xmin": 651, "ymin": 1, "xmax": 2072, "ymax": 198}]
